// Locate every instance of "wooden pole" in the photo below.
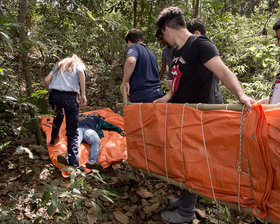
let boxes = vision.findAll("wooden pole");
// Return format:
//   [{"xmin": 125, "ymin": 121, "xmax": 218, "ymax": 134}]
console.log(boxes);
[
  {"xmin": 122, "ymin": 85, "xmax": 128, "ymax": 106},
  {"xmin": 116, "ymin": 102, "xmax": 280, "ymax": 111}
]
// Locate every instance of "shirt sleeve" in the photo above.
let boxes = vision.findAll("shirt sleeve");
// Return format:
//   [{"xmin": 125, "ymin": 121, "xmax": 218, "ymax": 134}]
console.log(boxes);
[
  {"xmin": 196, "ymin": 36, "xmax": 220, "ymax": 64},
  {"xmin": 126, "ymin": 45, "xmax": 139, "ymax": 60}
]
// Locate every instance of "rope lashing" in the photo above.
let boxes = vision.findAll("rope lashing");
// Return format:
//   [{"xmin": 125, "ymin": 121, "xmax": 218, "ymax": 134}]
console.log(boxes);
[
  {"xmin": 180, "ymin": 104, "xmax": 188, "ymax": 187},
  {"xmin": 200, "ymin": 111, "xmax": 217, "ymax": 202},
  {"xmin": 138, "ymin": 103, "xmax": 151, "ymax": 176},
  {"xmin": 237, "ymin": 105, "xmax": 246, "ymax": 211},
  {"xmin": 164, "ymin": 103, "xmax": 169, "ymax": 182}
]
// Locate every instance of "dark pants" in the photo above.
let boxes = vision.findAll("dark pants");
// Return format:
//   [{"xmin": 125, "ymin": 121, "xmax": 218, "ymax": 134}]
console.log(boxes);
[
  {"xmin": 178, "ymin": 190, "xmax": 197, "ymax": 219},
  {"xmin": 49, "ymin": 91, "xmax": 79, "ymax": 167}
]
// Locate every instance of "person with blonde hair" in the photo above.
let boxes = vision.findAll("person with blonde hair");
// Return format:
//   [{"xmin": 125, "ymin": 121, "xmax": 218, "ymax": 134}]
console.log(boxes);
[{"xmin": 45, "ymin": 54, "xmax": 87, "ymax": 169}]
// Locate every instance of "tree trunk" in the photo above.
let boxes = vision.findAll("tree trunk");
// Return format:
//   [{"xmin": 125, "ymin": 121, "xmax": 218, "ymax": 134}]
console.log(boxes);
[
  {"xmin": 133, "ymin": 0, "xmax": 137, "ymax": 28},
  {"xmin": 18, "ymin": 0, "xmax": 44, "ymax": 145},
  {"xmin": 192, "ymin": 0, "xmax": 199, "ymax": 18}
]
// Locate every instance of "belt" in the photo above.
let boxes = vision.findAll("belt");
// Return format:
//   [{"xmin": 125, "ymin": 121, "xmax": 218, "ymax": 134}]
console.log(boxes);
[{"xmin": 51, "ymin": 89, "xmax": 78, "ymax": 95}]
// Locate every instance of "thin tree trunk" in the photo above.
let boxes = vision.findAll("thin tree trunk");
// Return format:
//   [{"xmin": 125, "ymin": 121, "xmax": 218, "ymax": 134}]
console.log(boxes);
[
  {"xmin": 18, "ymin": 0, "xmax": 44, "ymax": 145},
  {"xmin": 133, "ymin": 0, "xmax": 137, "ymax": 28},
  {"xmin": 192, "ymin": 0, "xmax": 199, "ymax": 18}
]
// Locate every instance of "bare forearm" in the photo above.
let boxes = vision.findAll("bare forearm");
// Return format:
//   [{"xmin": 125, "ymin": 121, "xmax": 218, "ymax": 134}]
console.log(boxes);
[
  {"xmin": 44, "ymin": 74, "xmax": 52, "ymax": 89},
  {"xmin": 78, "ymin": 70, "xmax": 86, "ymax": 97},
  {"xmin": 159, "ymin": 61, "xmax": 167, "ymax": 79}
]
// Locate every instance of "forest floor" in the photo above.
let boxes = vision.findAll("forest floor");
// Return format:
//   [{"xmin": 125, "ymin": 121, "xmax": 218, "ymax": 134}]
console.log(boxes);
[{"xmin": 0, "ymin": 131, "xmax": 263, "ymax": 224}]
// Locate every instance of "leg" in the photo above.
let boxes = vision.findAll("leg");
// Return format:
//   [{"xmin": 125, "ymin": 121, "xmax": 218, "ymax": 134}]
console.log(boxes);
[
  {"xmin": 161, "ymin": 190, "xmax": 197, "ymax": 224},
  {"xmin": 83, "ymin": 129, "xmax": 101, "ymax": 162},
  {"xmin": 64, "ymin": 95, "xmax": 79, "ymax": 167},
  {"xmin": 49, "ymin": 92, "xmax": 64, "ymax": 142},
  {"xmin": 177, "ymin": 190, "xmax": 197, "ymax": 219}
]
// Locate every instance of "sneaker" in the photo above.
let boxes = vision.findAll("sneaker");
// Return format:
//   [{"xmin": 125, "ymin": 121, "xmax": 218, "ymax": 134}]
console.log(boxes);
[
  {"xmin": 57, "ymin": 155, "xmax": 69, "ymax": 166},
  {"xmin": 167, "ymin": 198, "xmax": 179, "ymax": 208},
  {"xmin": 77, "ymin": 166, "xmax": 85, "ymax": 172},
  {"xmin": 161, "ymin": 209, "xmax": 194, "ymax": 224},
  {"xmin": 50, "ymin": 137, "xmax": 59, "ymax": 146},
  {"xmin": 86, "ymin": 161, "xmax": 103, "ymax": 170}
]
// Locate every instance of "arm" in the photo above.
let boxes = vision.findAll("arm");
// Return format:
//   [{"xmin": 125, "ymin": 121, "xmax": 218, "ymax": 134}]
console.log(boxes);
[
  {"xmin": 44, "ymin": 74, "xmax": 53, "ymax": 89},
  {"xmin": 158, "ymin": 61, "xmax": 167, "ymax": 80},
  {"xmin": 78, "ymin": 69, "xmax": 87, "ymax": 107},
  {"xmin": 120, "ymin": 56, "xmax": 136, "ymax": 96},
  {"xmin": 258, "ymin": 97, "xmax": 269, "ymax": 104},
  {"xmin": 204, "ymin": 56, "xmax": 255, "ymax": 110},
  {"xmin": 100, "ymin": 120, "xmax": 124, "ymax": 135},
  {"xmin": 153, "ymin": 90, "xmax": 172, "ymax": 103}
]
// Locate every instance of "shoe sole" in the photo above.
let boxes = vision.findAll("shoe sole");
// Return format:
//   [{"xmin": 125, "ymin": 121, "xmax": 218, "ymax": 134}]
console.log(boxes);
[
  {"xmin": 57, "ymin": 155, "xmax": 69, "ymax": 166},
  {"xmin": 86, "ymin": 162, "xmax": 103, "ymax": 170}
]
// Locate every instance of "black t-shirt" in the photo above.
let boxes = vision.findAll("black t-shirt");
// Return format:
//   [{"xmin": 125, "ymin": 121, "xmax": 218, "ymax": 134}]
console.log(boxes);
[{"xmin": 170, "ymin": 35, "xmax": 222, "ymax": 104}]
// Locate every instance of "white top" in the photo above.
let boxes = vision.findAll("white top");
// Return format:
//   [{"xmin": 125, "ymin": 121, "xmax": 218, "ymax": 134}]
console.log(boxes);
[{"xmin": 49, "ymin": 62, "xmax": 85, "ymax": 93}]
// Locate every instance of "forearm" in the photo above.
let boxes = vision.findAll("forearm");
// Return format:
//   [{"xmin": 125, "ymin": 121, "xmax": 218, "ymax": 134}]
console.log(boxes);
[
  {"xmin": 159, "ymin": 61, "xmax": 167, "ymax": 79},
  {"xmin": 44, "ymin": 74, "xmax": 52, "ymax": 89},
  {"xmin": 220, "ymin": 68, "xmax": 246, "ymax": 102},
  {"xmin": 78, "ymin": 70, "xmax": 86, "ymax": 96}
]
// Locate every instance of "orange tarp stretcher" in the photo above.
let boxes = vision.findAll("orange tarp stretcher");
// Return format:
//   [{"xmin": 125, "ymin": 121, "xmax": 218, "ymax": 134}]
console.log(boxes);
[
  {"xmin": 123, "ymin": 103, "xmax": 280, "ymax": 223},
  {"xmin": 40, "ymin": 108, "xmax": 127, "ymax": 177}
]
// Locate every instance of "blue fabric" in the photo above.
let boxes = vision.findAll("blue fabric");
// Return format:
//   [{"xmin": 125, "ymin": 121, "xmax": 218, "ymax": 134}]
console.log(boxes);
[
  {"xmin": 78, "ymin": 115, "xmax": 99, "ymax": 131},
  {"xmin": 49, "ymin": 91, "xmax": 79, "ymax": 167},
  {"xmin": 78, "ymin": 127, "xmax": 101, "ymax": 162},
  {"xmin": 126, "ymin": 43, "xmax": 164, "ymax": 102}
]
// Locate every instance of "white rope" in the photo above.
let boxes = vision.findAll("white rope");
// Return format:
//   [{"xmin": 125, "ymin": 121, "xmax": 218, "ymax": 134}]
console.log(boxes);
[
  {"xmin": 139, "ymin": 103, "xmax": 151, "ymax": 176},
  {"xmin": 200, "ymin": 111, "xmax": 217, "ymax": 202},
  {"xmin": 226, "ymin": 104, "xmax": 230, "ymax": 110},
  {"xmin": 180, "ymin": 104, "xmax": 187, "ymax": 185},
  {"xmin": 237, "ymin": 106, "xmax": 246, "ymax": 211},
  {"xmin": 164, "ymin": 103, "xmax": 169, "ymax": 182},
  {"xmin": 196, "ymin": 103, "xmax": 201, "ymax": 109}
]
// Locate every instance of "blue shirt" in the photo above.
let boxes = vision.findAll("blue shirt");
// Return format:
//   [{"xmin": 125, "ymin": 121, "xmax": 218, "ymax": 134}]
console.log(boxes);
[{"xmin": 126, "ymin": 43, "xmax": 164, "ymax": 102}]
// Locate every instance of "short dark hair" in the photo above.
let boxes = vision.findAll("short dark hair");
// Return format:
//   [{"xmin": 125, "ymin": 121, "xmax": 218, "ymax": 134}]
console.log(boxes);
[
  {"xmin": 187, "ymin": 18, "xmax": 206, "ymax": 36},
  {"xmin": 155, "ymin": 29, "xmax": 163, "ymax": 37},
  {"xmin": 156, "ymin": 7, "xmax": 186, "ymax": 31},
  {"xmin": 125, "ymin": 28, "xmax": 143, "ymax": 43},
  {"xmin": 273, "ymin": 19, "xmax": 280, "ymax": 31}
]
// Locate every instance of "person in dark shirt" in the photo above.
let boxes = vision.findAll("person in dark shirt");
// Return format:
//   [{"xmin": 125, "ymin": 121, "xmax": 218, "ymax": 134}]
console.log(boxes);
[
  {"xmin": 57, "ymin": 112, "xmax": 126, "ymax": 170},
  {"xmin": 155, "ymin": 7, "xmax": 255, "ymax": 224},
  {"xmin": 120, "ymin": 28, "xmax": 164, "ymax": 103}
]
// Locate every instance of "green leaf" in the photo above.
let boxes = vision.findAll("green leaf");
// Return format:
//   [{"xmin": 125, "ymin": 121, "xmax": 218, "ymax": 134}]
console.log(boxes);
[
  {"xmin": 33, "ymin": 216, "xmax": 43, "ymax": 224},
  {"xmin": 42, "ymin": 191, "xmax": 50, "ymax": 203},
  {"xmin": 47, "ymin": 204, "xmax": 55, "ymax": 216}
]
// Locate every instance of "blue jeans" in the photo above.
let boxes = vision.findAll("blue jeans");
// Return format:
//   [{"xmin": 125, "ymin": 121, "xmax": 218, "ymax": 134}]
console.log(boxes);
[
  {"xmin": 49, "ymin": 91, "xmax": 79, "ymax": 167},
  {"xmin": 78, "ymin": 127, "xmax": 101, "ymax": 162}
]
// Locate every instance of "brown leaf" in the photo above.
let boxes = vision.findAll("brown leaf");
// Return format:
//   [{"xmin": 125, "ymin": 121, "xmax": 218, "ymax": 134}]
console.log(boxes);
[
  {"xmin": 113, "ymin": 211, "xmax": 129, "ymax": 224},
  {"xmin": 143, "ymin": 202, "xmax": 159, "ymax": 213},
  {"xmin": 196, "ymin": 208, "xmax": 206, "ymax": 219},
  {"xmin": 87, "ymin": 208, "xmax": 99, "ymax": 224},
  {"xmin": 136, "ymin": 187, "xmax": 154, "ymax": 198}
]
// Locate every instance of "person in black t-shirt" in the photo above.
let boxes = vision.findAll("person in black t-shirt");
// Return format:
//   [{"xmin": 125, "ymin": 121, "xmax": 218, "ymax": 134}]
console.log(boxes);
[{"xmin": 155, "ymin": 7, "xmax": 255, "ymax": 224}]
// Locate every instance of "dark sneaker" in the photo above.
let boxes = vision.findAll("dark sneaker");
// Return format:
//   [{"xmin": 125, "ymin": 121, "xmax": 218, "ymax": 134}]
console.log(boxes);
[
  {"xmin": 86, "ymin": 161, "xmax": 103, "ymax": 171},
  {"xmin": 57, "ymin": 155, "xmax": 69, "ymax": 166},
  {"xmin": 77, "ymin": 166, "xmax": 85, "ymax": 172},
  {"xmin": 50, "ymin": 137, "xmax": 59, "ymax": 146},
  {"xmin": 161, "ymin": 209, "xmax": 195, "ymax": 224},
  {"xmin": 167, "ymin": 198, "xmax": 179, "ymax": 208}
]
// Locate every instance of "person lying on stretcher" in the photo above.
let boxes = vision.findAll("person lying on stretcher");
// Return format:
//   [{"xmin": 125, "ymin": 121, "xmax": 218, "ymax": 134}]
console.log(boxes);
[{"xmin": 57, "ymin": 112, "xmax": 126, "ymax": 170}]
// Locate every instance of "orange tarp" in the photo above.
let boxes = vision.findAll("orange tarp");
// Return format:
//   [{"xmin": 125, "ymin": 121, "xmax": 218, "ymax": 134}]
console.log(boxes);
[
  {"xmin": 40, "ymin": 108, "xmax": 127, "ymax": 177},
  {"xmin": 123, "ymin": 103, "xmax": 280, "ymax": 223}
]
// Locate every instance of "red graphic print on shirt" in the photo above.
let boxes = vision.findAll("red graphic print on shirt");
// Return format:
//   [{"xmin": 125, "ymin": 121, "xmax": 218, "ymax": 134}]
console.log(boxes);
[{"xmin": 171, "ymin": 64, "xmax": 182, "ymax": 96}]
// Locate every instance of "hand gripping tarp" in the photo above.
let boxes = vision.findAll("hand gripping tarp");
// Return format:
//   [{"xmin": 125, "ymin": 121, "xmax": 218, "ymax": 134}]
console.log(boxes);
[
  {"xmin": 40, "ymin": 108, "xmax": 127, "ymax": 177},
  {"xmin": 123, "ymin": 103, "xmax": 279, "ymax": 223}
]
